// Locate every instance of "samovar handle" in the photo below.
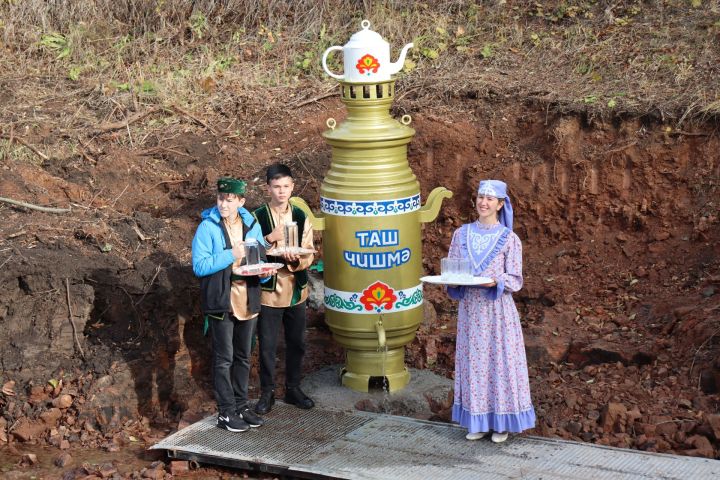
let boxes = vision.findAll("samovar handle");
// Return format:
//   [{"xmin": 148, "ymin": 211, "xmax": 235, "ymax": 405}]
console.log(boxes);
[
  {"xmin": 289, "ymin": 197, "xmax": 326, "ymax": 231},
  {"xmin": 418, "ymin": 187, "xmax": 453, "ymax": 223}
]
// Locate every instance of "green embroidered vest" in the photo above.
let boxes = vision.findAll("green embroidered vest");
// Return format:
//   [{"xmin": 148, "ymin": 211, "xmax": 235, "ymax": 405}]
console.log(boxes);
[{"xmin": 253, "ymin": 203, "xmax": 309, "ymax": 298}]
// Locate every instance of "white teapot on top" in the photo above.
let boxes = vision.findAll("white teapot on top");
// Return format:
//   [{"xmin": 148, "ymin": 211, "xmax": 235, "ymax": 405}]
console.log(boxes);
[{"xmin": 322, "ymin": 20, "xmax": 414, "ymax": 83}]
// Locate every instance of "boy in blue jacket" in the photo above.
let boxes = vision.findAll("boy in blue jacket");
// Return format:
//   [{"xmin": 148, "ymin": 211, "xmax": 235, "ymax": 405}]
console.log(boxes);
[{"xmin": 191, "ymin": 177, "xmax": 275, "ymax": 432}]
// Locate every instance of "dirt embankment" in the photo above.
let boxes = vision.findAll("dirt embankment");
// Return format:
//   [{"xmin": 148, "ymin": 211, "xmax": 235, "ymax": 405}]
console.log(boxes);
[
  {"xmin": 409, "ymin": 106, "xmax": 720, "ymax": 457},
  {"xmin": 1, "ymin": 95, "xmax": 719, "ymax": 477}
]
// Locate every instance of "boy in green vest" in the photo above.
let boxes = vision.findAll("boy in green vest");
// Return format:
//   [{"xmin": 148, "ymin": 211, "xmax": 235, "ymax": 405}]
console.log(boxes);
[{"xmin": 253, "ymin": 163, "xmax": 315, "ymax": 414}]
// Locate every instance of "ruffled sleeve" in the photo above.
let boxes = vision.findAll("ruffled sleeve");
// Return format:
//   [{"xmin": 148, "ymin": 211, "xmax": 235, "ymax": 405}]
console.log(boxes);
[{"xmin": 487, "ymin": 232, "xmax": 523, "ymax": 299}]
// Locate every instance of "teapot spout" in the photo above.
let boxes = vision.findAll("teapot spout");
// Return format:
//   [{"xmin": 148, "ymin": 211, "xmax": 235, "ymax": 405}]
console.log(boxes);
[
  {"xmin": 389, "ymin": 42, "xmax": 414, "ymax": 75},
  {"xmin": 418, "ymin": 187, "xmax": 453, "ymax": 224}
]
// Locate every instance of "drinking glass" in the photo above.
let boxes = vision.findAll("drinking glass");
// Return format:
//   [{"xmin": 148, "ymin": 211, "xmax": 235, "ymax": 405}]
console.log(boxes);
[
  {"xmin": 440, "ymin": 257, "xmax": 449, "ymax": 280},
  {"xmin": 448, "ymin": 258, "xmax": 459, "ymax": 282},
  {"xmin": 244, "ymin": 239, "xmax": 260, "ymax": 266},
  {"xmin": 284, "ymin": 221, "xmax": 298, "ymax": 253},
  {"xmin": 459, "ymin": 259, "xmax": 472, "ymax": 281}
]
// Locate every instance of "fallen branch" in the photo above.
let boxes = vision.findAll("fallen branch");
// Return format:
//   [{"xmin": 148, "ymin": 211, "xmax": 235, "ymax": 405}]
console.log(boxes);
[
  {"xmin": 76, "ymin": 144, "xmax": 97, "ymax": 164},
  {"xmin": 135, "ymin": 263, "xmax": 163, "ymax": 307},
  {"xmin": 690, "ymin": 326, "xmax": 720, "ymax": 385},
  {"xmin": 65, "ymin": 278, "xmax": 86, "ymax": 361},
  {"xmin": 292, "ymin": 90, "xmax": 337, "ymax": 108},
  {"xmin": 138, "ymin": 146, "xmax": 191, "ymax": 158},
  {"xmin": 85, "ymin": 188, "xmax": 104, "ymax": 209},
  {"xmin": 7, "ymin": 230, "xmax": 26, "ymax": 239},
  {"xmin": 141, "ymin": 179, "xmax": 189, "ymax": 195},
  {"xmin": 0, "ymin": 196, "xmax": 71, "ymax": 214},
  {"xmin": 395, "ymin": 85, "xmax": 422, "ymax": 103},
  {"xmin": 0, "ymin": 133, "xmax": 49, "ymax": 161},
  {"xmin": 132, "ymin": 224, "xmax": 148, "ymax": 241},
  {"xmin": 602, "ymin": 141, "xmax": 638, "ymax": 156},
  {"xmin": 671, "ymin": 131, "xmax": 711, "ymax": 137},
  {"xmin": 167, "ymin": 104, "xmax": 219, "ymax": 135},
  {"xmin": 110, "ymin": 184, "xmax": 129, "ymax": 208},
  {"xmin": 0, "ymin": 255, "xmax": 12, "ymax": 270},
  {"xmin": 93, "ymin": 106, "xmax": 162, "ymax": 134}
]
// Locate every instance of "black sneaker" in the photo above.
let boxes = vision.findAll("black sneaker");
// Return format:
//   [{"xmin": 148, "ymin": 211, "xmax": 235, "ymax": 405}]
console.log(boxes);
[
  {"xmin": 238, "ymin": 407, "xmax": 264, "ymax": 427},
  {"xmin": 217, "ymin": 412, "xmax": 249, "ymax": 432}
]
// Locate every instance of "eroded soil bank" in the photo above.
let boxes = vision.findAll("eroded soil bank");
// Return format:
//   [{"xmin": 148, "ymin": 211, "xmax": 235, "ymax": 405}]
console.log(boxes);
[{"xmin": 1, "ymin": 98, "xmax": 719, "ymax": 477}]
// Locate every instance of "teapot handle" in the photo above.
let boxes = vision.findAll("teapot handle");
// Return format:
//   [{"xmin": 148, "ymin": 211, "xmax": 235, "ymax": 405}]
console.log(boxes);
[{"xmin": 321, "ymin": 46, "xmax": 344, "ymax": 80}]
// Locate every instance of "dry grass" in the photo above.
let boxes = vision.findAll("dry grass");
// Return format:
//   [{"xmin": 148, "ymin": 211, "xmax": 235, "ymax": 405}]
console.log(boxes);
[{"xmin": 0, "ymin": 0, "xmax": 719, "ymax": 134}]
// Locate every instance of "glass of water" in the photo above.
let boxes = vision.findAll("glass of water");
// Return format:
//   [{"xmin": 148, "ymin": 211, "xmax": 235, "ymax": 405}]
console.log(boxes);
[
  {"xmin": 449, "ymin": 258, "xmax": 460, "ymax": 282},
  {"xmin": 440, "ymin": 257, "xmax": 449, "ymax": 280},
  {"xmin": 244, "ymin": 238, "xmax": 260, "ymax": 266},
  {"xmin": 462, "ymin": 259, "xmax": 474, "ymax": 281},
  {"xmin": 284, "ymin": 221, "xmax": 298, "ymax": 253}
]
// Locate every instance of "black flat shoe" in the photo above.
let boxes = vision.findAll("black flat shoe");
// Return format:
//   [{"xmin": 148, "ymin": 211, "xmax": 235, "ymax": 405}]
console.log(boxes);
[
  {"xmin": 254, "ymin": 390, "xmax": 275, "ymax": 415},
  {"xmin": 284, "ymin": 386, "xmax": 314, "ymax": 410}
]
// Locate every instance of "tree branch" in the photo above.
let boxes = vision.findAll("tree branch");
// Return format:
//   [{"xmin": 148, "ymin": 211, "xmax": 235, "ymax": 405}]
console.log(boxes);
[
  {"xmin": 93, "ymin": 106, "xmax": 163, "ymax": 134},
  {"xmin": 0, "ymin": 196, "xmax": 71, "ymax": 213},
  {"xmin": 0, "ymin": 134, "xmax": 49, "ymax": 161}
]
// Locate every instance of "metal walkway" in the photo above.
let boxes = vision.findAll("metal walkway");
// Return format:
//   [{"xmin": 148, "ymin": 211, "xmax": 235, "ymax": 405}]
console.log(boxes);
[{"xmin": 151, "ymin": 403, "xmax": 719, "ymax": 479}]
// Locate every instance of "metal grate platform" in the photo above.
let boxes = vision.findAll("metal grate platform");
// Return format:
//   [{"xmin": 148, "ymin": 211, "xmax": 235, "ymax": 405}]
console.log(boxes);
[{"xmin": 151, "ymin": 403, "xmax": 719, "ymax": 479}]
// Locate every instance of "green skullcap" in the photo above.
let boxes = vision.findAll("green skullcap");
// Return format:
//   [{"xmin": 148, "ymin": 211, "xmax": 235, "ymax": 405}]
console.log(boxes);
[{"xmin": 217, "ymin": 177, "xmax": 246, "ymax": 195}]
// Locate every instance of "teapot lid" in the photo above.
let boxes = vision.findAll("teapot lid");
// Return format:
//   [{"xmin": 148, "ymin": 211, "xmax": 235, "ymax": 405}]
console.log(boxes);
[{"xmin": 345, "ymin": 20, "xmax": 388, "ymax": 48}]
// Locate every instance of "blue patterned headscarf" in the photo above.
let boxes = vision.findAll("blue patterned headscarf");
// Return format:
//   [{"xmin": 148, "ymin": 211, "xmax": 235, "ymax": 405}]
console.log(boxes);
[{"xmin": 477, "ymin": 180, "xmax": 514, "ymax": 230}]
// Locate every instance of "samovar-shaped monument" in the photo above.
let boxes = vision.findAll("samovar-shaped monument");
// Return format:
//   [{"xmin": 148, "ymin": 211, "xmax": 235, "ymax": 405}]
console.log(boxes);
[{"xmin": 292, "ymin": 20, "xmax": 451, "ymax": 392}]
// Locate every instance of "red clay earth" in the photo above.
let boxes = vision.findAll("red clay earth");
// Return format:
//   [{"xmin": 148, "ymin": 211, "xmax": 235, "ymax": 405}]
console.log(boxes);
[{"xmin": 1, "ymin": 97, "xmax": 718, "ymax": 478}]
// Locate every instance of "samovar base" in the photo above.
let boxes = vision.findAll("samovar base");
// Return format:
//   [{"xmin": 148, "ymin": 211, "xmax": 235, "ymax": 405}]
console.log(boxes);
[{"xmin": 340, "ymin": 348, "xmax": 411, "ymax": 392}]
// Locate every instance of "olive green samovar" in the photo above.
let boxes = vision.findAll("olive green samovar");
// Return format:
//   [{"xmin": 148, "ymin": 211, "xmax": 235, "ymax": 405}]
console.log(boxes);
[{"xmin": 291, "ymin": 22, "xmax": 451, "ymax": 392}]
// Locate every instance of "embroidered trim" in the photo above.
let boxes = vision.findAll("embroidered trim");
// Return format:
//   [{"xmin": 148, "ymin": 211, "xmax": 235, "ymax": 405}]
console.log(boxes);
[
  {"xmin": 477, "ymin": 183, "xmax": 499, "ymax": 197},
  {"xmin": 465, "ymin": 224, "xmax": 511, "ymax": 273}
]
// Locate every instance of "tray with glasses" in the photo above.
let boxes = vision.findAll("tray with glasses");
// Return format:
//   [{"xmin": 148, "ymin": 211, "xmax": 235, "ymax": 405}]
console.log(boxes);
[
  {"xmin": 265, "ymin": 220, "xmax": 316, "ymax": 256},
  {"xmin": 232, "ymin": 238, "xmax": 282, "ymax": 276},
  {"xmin": 420, "ymin": 257, "xmax": 494, "ymax": 286},
  {"xmin": 233, "ymin": 263, "xmax": 283, "ymax": 276},
  {"xmin": 266, "ymin": 246, "xmax": 317, "ymax": 256},
  {"xmin": 420, "ymin": 275, "xmax": 494, "ymax": 286}
]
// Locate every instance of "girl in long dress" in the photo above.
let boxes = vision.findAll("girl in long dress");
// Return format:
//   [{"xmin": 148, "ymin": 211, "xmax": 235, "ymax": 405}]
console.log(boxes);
[{"xmin": 446, "ymin": 179, "xmax": 535, "ymax": 443}]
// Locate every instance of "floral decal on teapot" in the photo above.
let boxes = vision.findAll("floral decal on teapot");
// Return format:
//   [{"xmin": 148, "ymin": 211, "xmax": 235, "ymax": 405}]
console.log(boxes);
[
  {"xmin": 359, "ymin": 281, "xmax": 397, "ymax": 312},
  {"xmin": 324, "ymin": 284, "xmax": 423, "ymax": 314},
  {"xmin": 356, "ymin": 54, "xmax": 380, "ymax": 75}
]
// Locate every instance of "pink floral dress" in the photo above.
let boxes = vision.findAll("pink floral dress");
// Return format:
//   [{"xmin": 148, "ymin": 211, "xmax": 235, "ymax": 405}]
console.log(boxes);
[{"xmin": 447, "ymin": 222, "xmax": 535, "ymax": 433}]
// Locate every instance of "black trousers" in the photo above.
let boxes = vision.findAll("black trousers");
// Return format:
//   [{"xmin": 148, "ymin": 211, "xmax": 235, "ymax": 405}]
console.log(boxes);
[
  {"xmin": 257, "ymin": 302, "xmax": 307, "ymax": 392},
  {"xmin": 210, "ymin": 314, "xmax": 257, "ymax": 415}
]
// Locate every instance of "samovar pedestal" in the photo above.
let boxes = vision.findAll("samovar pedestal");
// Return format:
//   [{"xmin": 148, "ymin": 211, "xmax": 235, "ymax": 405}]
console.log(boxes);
[{"xmin": 341, "ymin": 348, "xmax": 409, "ymax": 392}]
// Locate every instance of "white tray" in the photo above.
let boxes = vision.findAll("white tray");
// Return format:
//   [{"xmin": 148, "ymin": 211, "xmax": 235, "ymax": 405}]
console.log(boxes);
[
  {"xmin": 266, "ymin": 247, "xmax": 316, "ymax": 256},
  {"xmin": 420, "ymin": 275, "xmax": 494, "ymax": 286},
  {"xmin": 233, "ymin": 263, "xmax": 284, "ymax": 276}
]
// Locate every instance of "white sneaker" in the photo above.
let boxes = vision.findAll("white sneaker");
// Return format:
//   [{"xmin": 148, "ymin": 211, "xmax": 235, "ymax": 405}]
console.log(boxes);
[
  {"xmin": 491, "ymin": 432, "xmax": 509, "ymax": 443},
  {"xmin": 465, "ymin": 431, "xmax": 487, "ymax": 441}
]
